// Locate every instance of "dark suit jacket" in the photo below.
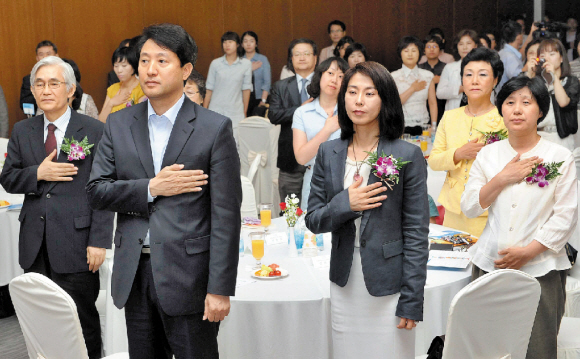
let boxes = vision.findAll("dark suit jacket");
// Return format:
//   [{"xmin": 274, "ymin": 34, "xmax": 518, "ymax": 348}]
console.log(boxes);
[
  {"xmin": 268, "ymin": 76, "xmax": 302, "ymax": 172},
  {"xmin": 305, "ymin": 137, "xmax": 429, "ymax": 321},
  {"xmin": 86, "ymin": 98, "xmax": 242, "ymax": 316},
  {"xmin": 20, "ymin": 75, "xmax": 37, "ymax": 113},
  {"xmin": 0, "ymin": 111, "xmax": 114, "ymax": 273}
]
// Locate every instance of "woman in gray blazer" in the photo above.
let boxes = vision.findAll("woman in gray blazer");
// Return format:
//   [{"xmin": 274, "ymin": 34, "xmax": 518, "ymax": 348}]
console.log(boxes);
[{"xmin": 305, "ymin": 62, "xmax": 429, "ymax": 359}]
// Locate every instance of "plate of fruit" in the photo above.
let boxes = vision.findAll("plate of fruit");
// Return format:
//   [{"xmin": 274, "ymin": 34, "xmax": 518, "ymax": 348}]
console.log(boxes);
[{"xmin": 252, "ymin": 263, "xmax": 289, "ymax": 280}]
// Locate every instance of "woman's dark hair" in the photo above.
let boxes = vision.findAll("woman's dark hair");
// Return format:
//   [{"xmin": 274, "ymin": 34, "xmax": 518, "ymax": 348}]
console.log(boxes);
[
  {"xmin": 186, "ymin": 69, "xmax": 206, "ymax": 100},
  {"xmin": 333, "ymin": 36, "xmax": 355, "ymax": 57},
  {"xmin": 452, "ymin": 29, "xmax": 479, "ymax": 60},
  {"xmin": 524, "ymin": 38, "xmax": 542, "ymax": 59},
  {"xmin": 501, "ymin": 21, "xmax": 523, "ymax": 46},
  {"xmin": 538, "ymin": 38, "xmax": 572, "ymax": 79},
  {"xmin": 328, "ymin": 20, "xmax": 346, "ymax": 33},
  {"xmin": 307, "ymin": 57, "xmax": 349, "ymax": 98},
  {"xmin": 69, "ymin": 83, "xmax": 83, "ymax": 111},
  {"xmin": 344, "ymin": 42, "xmax": 368, "ymax": 61},
  {"xmin": 137, "ymin": 23, "xmax": 198, "ymax": 68},
  {"xmin": 241, "ymin": 31, "xmax": 260, "ymax": 55},
  {"xmin": 479, "ymin": 34, "xmax": 492, "ymax": 48},
  {"xmin": 460, "ymin": 47, "xmax": 504, "ymax": 82},
  {"xmin": 496, "ymin": 75, "xmax": 550, "ymax": 124},
  {"xmin": 397, "ymin": 36, "xmax": 424, "ymax": 59},
  {"xmin": 573, "ymin": 33, "xmax": 580, "ymax": 59},
  {"xmin": 338, "ymin": 62, "xmax": 405, "ymax": 140},
  {"xmin": 111, "ymin": 46, "xmax": 138, "ymax": 75},
  {"xmin": 221, "ymin": 31, "xmax": 244, "ymax": 58},
  {"xmin": 428, "ymin": 28, "xmax": 446, "ymax": 40},
  {"xmin": 62, "ymin": 58, "xmax": 81, "ymax": 83},
  {"xmin": 287, "ymin": 38, "xmax": 318, "ymax": 73},
  {"xmin": 118, "ymin": 38, "xmax": 131, "ymax": 48},
  {"xmin": 424, "ymin": 35, "xmax": 444, "ymax": 51}
]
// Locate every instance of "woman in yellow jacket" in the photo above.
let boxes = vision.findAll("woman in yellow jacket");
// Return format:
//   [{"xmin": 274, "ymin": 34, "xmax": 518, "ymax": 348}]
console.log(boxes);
[{"xmin": 429, "ymin": 48, "xmax": 506, "ymax": 237}]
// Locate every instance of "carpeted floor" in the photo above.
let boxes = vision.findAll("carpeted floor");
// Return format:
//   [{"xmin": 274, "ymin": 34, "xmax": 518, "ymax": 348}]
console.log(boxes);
[{"xmin": 0, "ymin": 314, "xmax": 28, "ymax": 359}]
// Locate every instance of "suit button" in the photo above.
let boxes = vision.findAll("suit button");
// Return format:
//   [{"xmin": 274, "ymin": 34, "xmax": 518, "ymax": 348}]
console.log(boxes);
[
  {"xmin": 40, "ymin": 216, "xmax": 45, "ymax": 221},
  {"xmin": 46, "ymin": 193, "xmax": 51, "ymax": 199},
  {"xmin": 138, "ymin": 238, "xmax": 144, "ymax": 244},
  {"xmin": 360, "ymin": 239, "xmax": 366, "ymax": 248}
]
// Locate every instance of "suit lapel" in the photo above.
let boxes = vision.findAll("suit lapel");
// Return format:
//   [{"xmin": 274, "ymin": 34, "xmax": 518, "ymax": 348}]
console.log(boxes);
[
  {"xmin": 29, "ymin": 117, "xmax": 47, "ymax": 165},
  {"xmin": 287, "ymin": 77, "xmax": 301, "ymax": 107},
  {"xmin": 359, "ymin": 138, "xmax": 391, "ymax": 238},
  {"xmin": 330, "ymin": 139, "xmax": 349, "ymax": 197},
  {"xmin": 130, "ymin": 105, "xmax": 155, "ymax": 178},
  {"xmin": 161, "ymin": 100, "xmax": 196, "ymax": 169},
  {"xmin": 47, "ymin": 112, "xmax": 84, "ymax": 192}
]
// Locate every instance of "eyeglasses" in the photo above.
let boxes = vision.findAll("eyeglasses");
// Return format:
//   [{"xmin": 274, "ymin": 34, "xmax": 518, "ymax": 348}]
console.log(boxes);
[
  {"xmin": 292, "ymin": 52, "xmax": 313, "ymax": 58},
  {"xmin": 34, "ymin": 81, "xmax": 66, "ymax": 90}
]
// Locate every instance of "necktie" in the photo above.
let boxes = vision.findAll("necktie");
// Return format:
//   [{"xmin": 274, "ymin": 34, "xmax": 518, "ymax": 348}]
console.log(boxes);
[
  {"xmin": 301, "ymin": 78, "xmax": 308, "ymax": 103},
  {"xmin": 45, "ymin": 123, "xmax": 57, "ymax": 161}
]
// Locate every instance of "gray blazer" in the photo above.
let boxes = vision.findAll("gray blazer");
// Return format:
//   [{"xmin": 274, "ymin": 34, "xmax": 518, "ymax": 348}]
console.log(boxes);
[
  {"xmin": 86, "ymin": 98, "xmax": 242, "ymax": 316},
  {"xmin": 305, "ymin": 137, "xmax": 429, "ymax": 321}
]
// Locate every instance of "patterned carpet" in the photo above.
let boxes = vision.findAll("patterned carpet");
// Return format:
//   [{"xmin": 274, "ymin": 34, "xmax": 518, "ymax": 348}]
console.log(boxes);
[{"xmin": 0, "ymin": 314, "xmax": 27, "ymax": 359}]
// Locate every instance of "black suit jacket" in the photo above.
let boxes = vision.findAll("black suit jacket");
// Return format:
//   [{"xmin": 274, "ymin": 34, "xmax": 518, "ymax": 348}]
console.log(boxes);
[
  {"xmin": 0, "ymin": 111, "xmax": 114, "ymax": 273},
  {"xmin": 86, "ymin": 98, "xmax": 242, "ymax": 316},
  {"xmin": 20, "ymin": 75, "xmax": 37, "ymax": 113},
  {"xmin": 305, "ymin": 138, "xmax": 429, "ymax": 321},
  {"xmin": 268, "ymin": 76, "xmax": 302, "ymax": 172}
]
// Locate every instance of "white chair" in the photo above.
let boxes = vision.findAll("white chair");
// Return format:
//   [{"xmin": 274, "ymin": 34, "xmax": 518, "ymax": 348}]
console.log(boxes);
[
  {"xmin": 238, "ymin": 116, "xmax": 280, "ymax": 217},
  {"xmin": 9, "ymin": 272, "xmax": 128, "ymax": 359},
  {"xmin": 442, "ymin": 269, "xmax": 541, "ymax": 359},
  {"xmin": 241, "ymin": 175, "xmax": 258, "ymax": 219},
  {"xmin": 564, "ymin": 180, "xmax": 580, "ymax": 318},
  {"xmin": 0, "ymin": 137, "xmax": 8, "ymax": 156},
  {"xmin": 558, "ymin": 317, "xmax": 580, "ymax": 358}
]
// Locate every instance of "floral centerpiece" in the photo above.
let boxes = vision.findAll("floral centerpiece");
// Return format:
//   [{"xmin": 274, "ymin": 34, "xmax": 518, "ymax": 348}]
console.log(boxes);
[
  {"xmin": 524, "ymin": 161, "xmax": 563, "ymax": 188},
  {"xmin": 61, "ymin": 136, "xmax": 94, "ymax": 161},
  {"xmin": 280, "ymin": 194, "xmax": 303, "ymax": 227},
  {"xmin": 476, "ymin": 128, "xmax": 508, "ymax": 145},
  {"xmin": 365, "ymin": 151, "xmax": 410, "ymax": 190}
]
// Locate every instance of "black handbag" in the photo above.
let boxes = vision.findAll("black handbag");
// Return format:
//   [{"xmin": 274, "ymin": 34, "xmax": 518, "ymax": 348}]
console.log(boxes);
[
  {"xmin": 566, "ymin": 243, "xmax": 578, "ymax": 266},
  {"xmin": 426, "ymin": 335, "xmax": 445, "ymax": 359}
]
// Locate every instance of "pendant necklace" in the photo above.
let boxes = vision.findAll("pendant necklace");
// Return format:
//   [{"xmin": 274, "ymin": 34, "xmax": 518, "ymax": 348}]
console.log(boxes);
[
  {"xmin": 352, "ymin": 137, "xmax": 379, "ymax": 182},
  {"xmin": 466, "ymin": 105, "xmax": 493, "ymax": 136}
]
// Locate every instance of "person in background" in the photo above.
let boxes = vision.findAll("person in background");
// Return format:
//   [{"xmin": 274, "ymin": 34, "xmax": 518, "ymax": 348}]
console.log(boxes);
[
  {"xmin": 570, "ymin": 34, "xmax": 580, "ymax": 78},
  {"xmin": 305, "ymin": 61, "xmax": 429, "ymax": 359},
  {"xmin": 419, "ymin": 28, "xmax": 455, "ymax": 64},
  {"xmin": 567, "ymin": 18, "xmax": 578, "ymax": 62},
  {"xmin": 20, "ymin": 40, "xmax": 58, "ymax": 114},
  {"xmin": 524, "ymin": 38, "xmax": 580, "ymax": 152},
  {"xmin": 0, "ymin": 85, "xmax": 8, "ymax": 138},
  {"xmin": 184, "ymin": 69, "xmax": 206, "ymax": 105},
  {"xmin": 292, "ymin": 57, "xmax": 348, "ymax": 210},
  {"xmin": 463, "ymin": 75, "xmax": 576, "ymax": 359},
  {"xmin": 242, "ymin": 31, "xmax": 271, "ymax": 116},
  {"xmin": 269, "ymin": 38, "xmax": 318, "ymax": 205},
  {"xmin": 429, "ymin": 47, "xmax": 505, "ymax": 237},
  {"xmin": 479, "ymin": 34, "xmax": 492, "ymax": 49},
  {"xmin": 344, "ymin": 42, "xmax": 368, "ymax": 68},
  {"xmin": 280, "ymin": 65, "xmax": 295, "ymax": 80},
  {"xmin": 518, "ymin": 22, "xmax": 540, "ymax": 59},
  {"xmin": 419, "ymin": 35, "xmax": 447, "ymax": 124},
  {"xmin": 428, "ymin": 195, "xmax": 439, "ymax": 223},
  {"xmin": 498, "ymin": 21, "xmax": 524, "ymax": 90},
  {"xmin": 521, "ymin": 38, "xmax": 542, "ymax": 74},
  {"xmin": 483, "ymin": 28, "xmax": 498, "ymax": 50},
  {"xmin": 514, "ymin": 15, "xmax": 527, "ymax": 46},
  {"xmin": 107, "ymin": 38, "xmax": 131, "ymax": 87},
  {"xmin": 392, "ymin": 36, "xmax": 437, "ymax": 135},
  {"xmin": 204, "ymin": 31, "xmax": 252, "ymax": 140},
  {"xmin": 319, "ymin": 20, "xmax": 347, "ymax": 62},
  {"xmin": 334, "ymin": 36, "xmax": 355, "ymax": 59},
  {"xmin": 437, "ymin": 29, "xmax": 478, "ymax": 111}
]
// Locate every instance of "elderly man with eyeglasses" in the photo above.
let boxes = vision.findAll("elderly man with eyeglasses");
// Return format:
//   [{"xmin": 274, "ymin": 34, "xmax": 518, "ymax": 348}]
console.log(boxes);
[{"xmin": 0, "ymin": 56, "xmax": 113, "ymax": 359}]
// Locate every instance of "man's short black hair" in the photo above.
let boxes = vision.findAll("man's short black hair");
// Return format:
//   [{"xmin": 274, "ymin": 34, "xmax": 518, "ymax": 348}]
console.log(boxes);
[
  {"xmin": 424, "ymin": 35, "xmax": 444, "ymax": 50},
  {"xmin": 502, "ymin": 21, "xmax": 523, "ymax": 45},
  {"xmin": 496, "ymin": 75, "xmax": 550, "ymax": 124},
  {"xmin": 137, "ymin": 23, "xmax": 198, "ymax": 68},
  {"xmin": 328, "ymin": 20, "xmax": 346, "ymax": 33},
  {"xmin": 397, "ymin": 36, "xmax": 424, "ymax": 59},
  {"xmin": 187, "ymin": 69, "xmax": 206, "ymax": 100},
  {"xmin": 287, "ymin": 38, "xmax": 318, "ymax": 73},
  {"xmin": 36, "ymin": 40, "xmax": 57, "ymax": 54}
]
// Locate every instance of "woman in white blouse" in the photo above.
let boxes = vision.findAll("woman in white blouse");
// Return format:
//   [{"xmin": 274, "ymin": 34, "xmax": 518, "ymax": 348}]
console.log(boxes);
[
  {"xmin": 461, "ymin": 75, "xmax": 577, "ymax": 359},
  {"xmin": 392, "ymin": 36, "xmax": 437, "ymax": 135},
  {"xmin": 437, "ymin": 29, "xmax": 478, "ymax": 111}
]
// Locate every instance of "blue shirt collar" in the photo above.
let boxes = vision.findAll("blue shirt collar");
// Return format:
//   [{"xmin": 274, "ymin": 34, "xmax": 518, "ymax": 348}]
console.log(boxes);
[
  {"xmin": 296, "ymin": 72, "xmax": 314, "ymax": 84},
  {"xmin": 220, "ymin": 55, "xmax": 241, "ymax": 65},
  {"xmin": 504, "ymin": 44, "xmax": 522, "ymax": 60},
  {"xmin": 305, "ymin": 97, "xmax": 338, "ymax": 118},
  {"xmin": 147, "ymin": 94, "xmax": 185, "ymax": 125}
]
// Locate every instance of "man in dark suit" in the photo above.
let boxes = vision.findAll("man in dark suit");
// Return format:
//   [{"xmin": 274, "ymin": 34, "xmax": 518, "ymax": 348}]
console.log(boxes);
[
  {"xmin": 1, "ymin": 56, "xmax": 113, "ymax": 359},
  {"xmin": 269, "ymin": 38, "xmax": 317, "ymax": 204},
  {"xmin": 20, "ymin": 40, "xmax": 58, "ymax": 115},
  {"xmin": 86, "ymin": 24, "xmax": 242, "ymax": 359}
]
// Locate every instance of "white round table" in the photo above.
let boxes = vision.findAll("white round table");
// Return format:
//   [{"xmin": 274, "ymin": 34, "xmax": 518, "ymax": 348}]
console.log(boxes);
[
  {"xmin": 103, "ymin": 217, "xmax": 471, "ymax": 357},
  {"xmin": 0, "ymin": 186, "xmax": 24, "ymax": 286}
]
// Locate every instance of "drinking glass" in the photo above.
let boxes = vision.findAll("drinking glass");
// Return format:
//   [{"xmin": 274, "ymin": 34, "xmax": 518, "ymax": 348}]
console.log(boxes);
[
  {"xmin": 420, "ymin": 136, "xmax": 429, "ymax": 153},
  {"xmin": 403, "ymin": 134, "xmax": 411, "ymax": 142},
  {"xmin": 421, "ymin": 124, "xmax": 431, "ymax": 137},
  {"xmin": 258, "ymin": 203, "xmax": 272, "ymax": 232},
  {"xmin": 250, "ymin": 231, "xmax": 265, "ymax": 269}
]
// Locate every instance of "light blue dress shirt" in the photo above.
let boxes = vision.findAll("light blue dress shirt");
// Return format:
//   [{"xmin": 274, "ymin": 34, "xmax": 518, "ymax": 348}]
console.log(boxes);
[
  {"xmin": 244, "ymin": 52, "xmax": 271, "ymax": 97},
  {"xmin": 295, "ymin": 72, "xmax": 314, "ymax": 99},
  {"xmin": 144, "ymin": 94, "xmax": 185, "ymax": 245},
  {"xmin": 498, "ymin": 44, "xmax": 523, "ymax": 90}
]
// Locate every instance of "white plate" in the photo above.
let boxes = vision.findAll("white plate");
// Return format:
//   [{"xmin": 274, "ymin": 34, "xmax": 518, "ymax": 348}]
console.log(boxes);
[{"xmin": 251, "ymin": 268, "xmax": 289, "ymax": 280}]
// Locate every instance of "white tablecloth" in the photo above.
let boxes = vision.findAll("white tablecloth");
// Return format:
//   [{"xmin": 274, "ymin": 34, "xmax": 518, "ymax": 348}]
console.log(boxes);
[
  {"xmin": 0, "ymin": 186, "xmax": 24, "ymax": 286},
  {"xmin": 102, "ymin": 217, "xmax": 471, "ymax": 357}
]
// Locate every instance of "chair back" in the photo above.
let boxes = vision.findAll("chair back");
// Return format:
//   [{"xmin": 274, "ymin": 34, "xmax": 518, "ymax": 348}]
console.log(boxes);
[
  {"xmin": 442, "ymin": 269, "xmax": 540, "ymax": 359},
  {"xmin": 238, "ymin": 116, "xmax": 280, "ymax": 216},
  {"xmin": 241, "ymin": 175, "xmax": 258, "ymax": 218},
  {"xmin": 9, "ymin": 273, "xmax": 89, "ymax": 359}
]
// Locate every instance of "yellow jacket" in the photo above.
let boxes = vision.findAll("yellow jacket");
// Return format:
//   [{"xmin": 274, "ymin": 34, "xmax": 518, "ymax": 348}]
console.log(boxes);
[{"xmin": 428, "ymin": 106, "xmax": 505, "ymax": 215}]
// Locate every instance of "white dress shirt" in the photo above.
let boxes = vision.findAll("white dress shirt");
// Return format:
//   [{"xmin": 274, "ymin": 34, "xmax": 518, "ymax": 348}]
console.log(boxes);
[
  {"xmin": 43, "ymin": 106, "xmax": 71, "ymax": 159},
  {"xmin": 391, "ymin": 65, "xmax": 434, "ymax": 127},
  {"xmin": 461, "ymin": 138, "xmax": 577, "ymax": 277},
  {"xmin": 144, "ymin": 94, "xmax": 185, "ymax": 245},
  {"xmin": 436, "ymin": 61, "xmax": 463, "ymax": 111},
  {"xmin": 296, "ymin": 72, "xmax": 314, "ymax": 98}
]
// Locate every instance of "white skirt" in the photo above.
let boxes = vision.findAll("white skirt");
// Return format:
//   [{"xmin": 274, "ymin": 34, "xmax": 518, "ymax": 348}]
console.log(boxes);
[{"xmin": 330, "ymin": 248, "xmax": 415, "ymax": 359}]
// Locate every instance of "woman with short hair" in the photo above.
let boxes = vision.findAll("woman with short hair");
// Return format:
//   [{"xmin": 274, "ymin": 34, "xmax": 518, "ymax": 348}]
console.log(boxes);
[
  {"xmin": 333, "ymin": 36, "xmax": 355, "ymax": 58},
  {"xmin": 344, "ymin": 42, "xmax": 368, "ymax": 68}
]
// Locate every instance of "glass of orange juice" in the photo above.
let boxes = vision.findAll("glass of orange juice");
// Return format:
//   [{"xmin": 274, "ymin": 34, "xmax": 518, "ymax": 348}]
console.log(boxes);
[
  {"xmin": 421, "ymin": 124, "xmax": 431, "ymax": 137},
  {"xmin": 250, "ymin": 232, "xmax": 265, "ymax": 269},
  {"xmin": 420, "ymin": 136, "xmax": 429, "ymax": 153},
  {"xmin": 258, "ymin": 203, "xmax": 272, "ymax": 231}
]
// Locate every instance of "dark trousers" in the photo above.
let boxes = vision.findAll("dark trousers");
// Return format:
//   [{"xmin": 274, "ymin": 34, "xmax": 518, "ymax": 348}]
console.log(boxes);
[
  {"xmin": 125, "ymin": 254, "xmax": 220, "ymax": 359},
  {"xmin": 278, "ymin": 167, "xmax": 306, "ymax": 205},
  {"xmin": 25, "ymin": 239, "xmax": 101, "ymax": 359}
]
